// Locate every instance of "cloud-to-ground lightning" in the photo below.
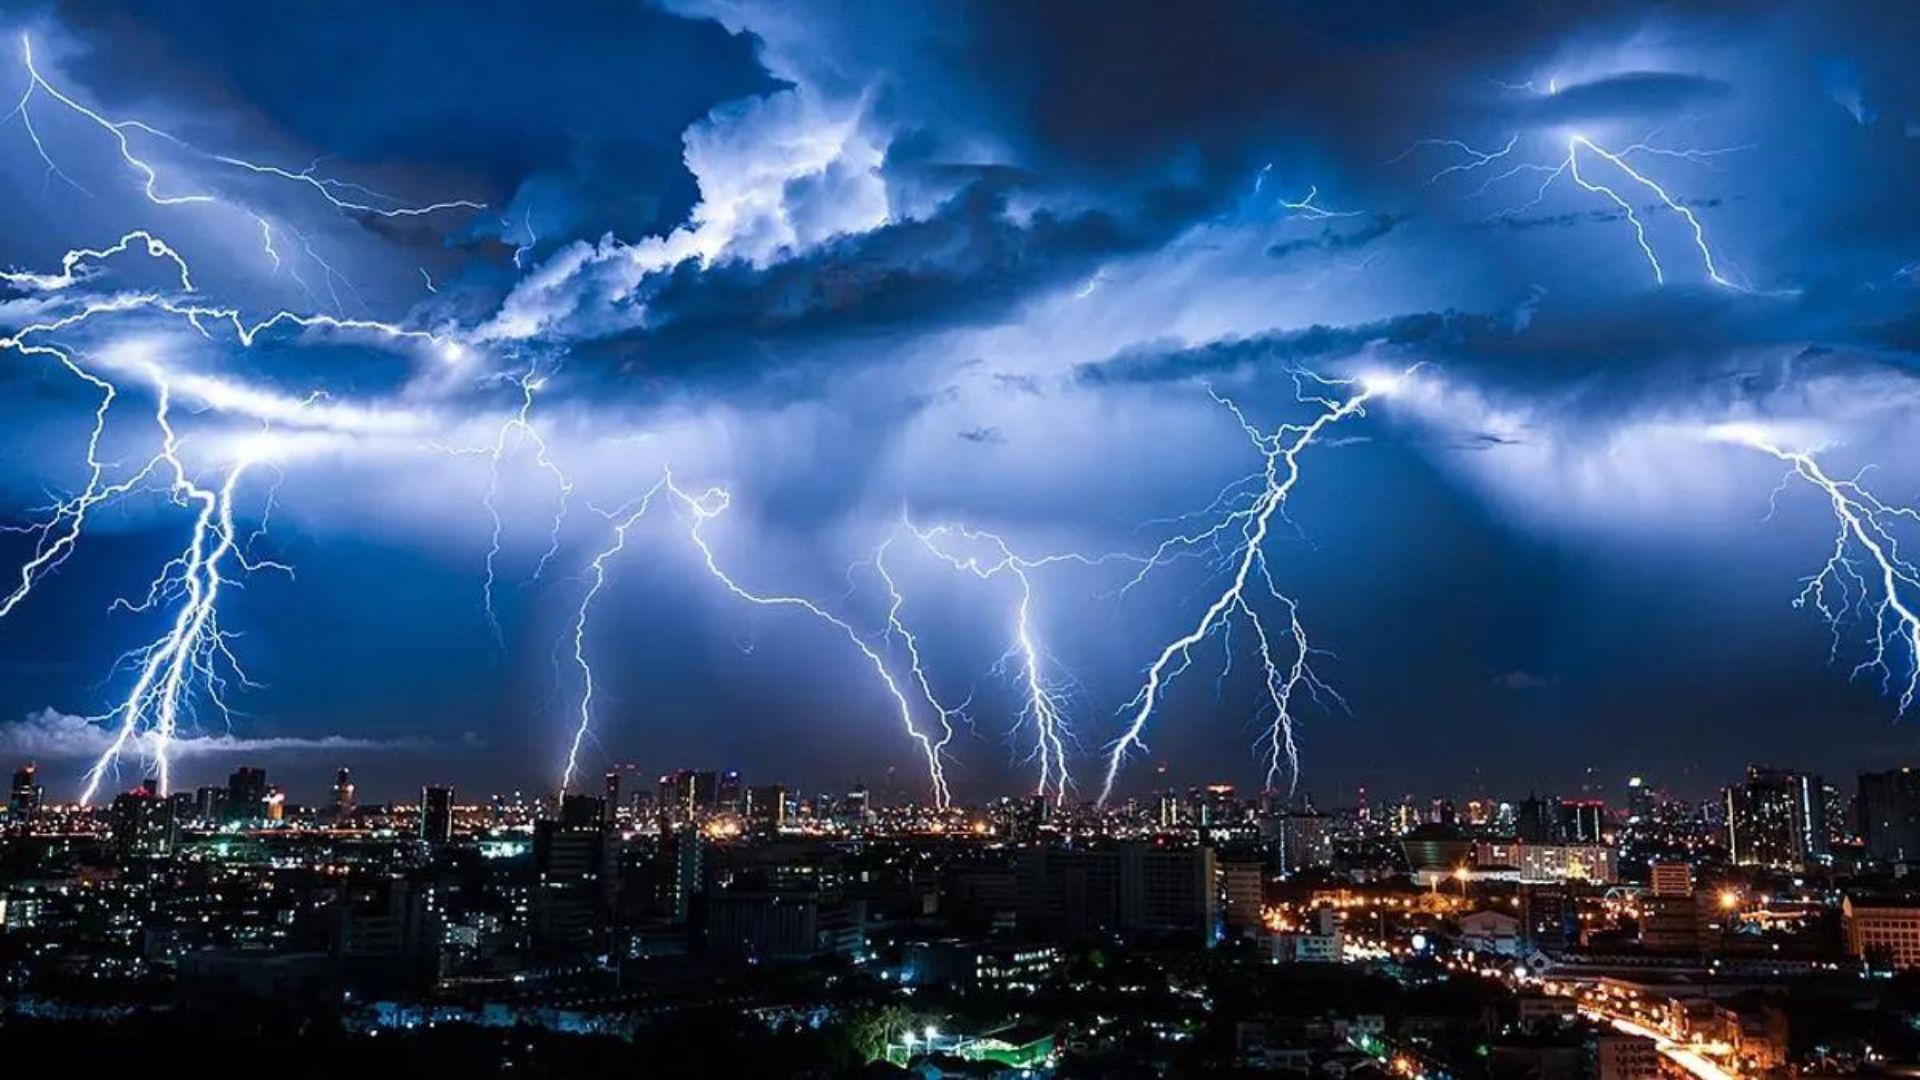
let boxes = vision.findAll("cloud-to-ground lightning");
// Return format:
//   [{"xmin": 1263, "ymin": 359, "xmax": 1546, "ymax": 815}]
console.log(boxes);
[
  {"xmin": 901, "ymin": 521, "xmax": 1082, "ymax": 805},
  {"xmin": 1098, "ymin": 371, "xmax": 1399, "ymax": 804},
  {"xmin": 78, "ymin": 381, "xmax": 284, "ymax": 803},
  {"xmin": 2, "ymin": 35, "xmax": 479, "ymax": 798},
  {"xmin": 660, "ymin": 474, "xmax": 956, "ymax": 808},
  {"xmin": 558, "ymin": 480, "xmax": 667, "ymax": 796},
  {"xmin": 1713, "ymin": 425, "xmax": 1920, "ymax": 715}
]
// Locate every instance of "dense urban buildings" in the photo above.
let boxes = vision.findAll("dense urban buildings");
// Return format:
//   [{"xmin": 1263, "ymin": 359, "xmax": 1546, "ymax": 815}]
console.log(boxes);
[{"xmin": 5, "ymin": 756, "xmax": 1920, "ymax": 1075}]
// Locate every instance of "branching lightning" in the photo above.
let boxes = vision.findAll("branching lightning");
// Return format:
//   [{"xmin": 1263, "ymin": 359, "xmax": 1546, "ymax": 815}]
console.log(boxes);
[
  {"xmin": 9, "ymin": 34, "xmax": 482, "ymax": 223},
  {"xmin": 1399, "ymin": 123, "xmax": 1746, "ymax": 288},
  {"xmin": 661, "ymin": 475, "xmax": 956, "ymax": 807},
  {"xmin": 1098, "ymin": 371, "xmax": 1398, "ymax": 804},
  {"xmin": 1714, "ymin": 426, "xmax": 1920, "ymax": 715},
  {"xmin": 78, "ymin": 381, "xmax": 284, "ymax": 803},
  {"xmin": 901, "ymin": 521, "xmax": 1084, "ymax": 805}
]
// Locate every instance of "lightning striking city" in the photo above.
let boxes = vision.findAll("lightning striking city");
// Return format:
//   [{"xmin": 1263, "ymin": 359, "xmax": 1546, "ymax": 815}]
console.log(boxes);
[{"xmin": 1099, "ymin": 371, "xmax": 1399, "ymax": 804}]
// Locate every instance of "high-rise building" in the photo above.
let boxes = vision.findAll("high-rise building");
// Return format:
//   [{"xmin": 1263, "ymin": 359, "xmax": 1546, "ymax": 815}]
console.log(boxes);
[
  {"xmin": 8, "ymin": 763, "xmax": 42, "ymax": 820},
  {"xmin": 746, "ymin": 785, "xmax": 787, "ymax": 833},
  {"xmin": 193, "ymin": 785, "xmax": 228, "ymax": 824},
  {"xmin": 1859, "ymin": 768, "xmax": 1920, "ymax": 864},
  {"xmin": 534, "ymin": 796, "xmax": 613, "ymax": 953},
  {"xmin": 717, "ymin": 769, "xmax": 743, "ymax": 813},
  {"xmin": 1516, "ymin": 795, "xmax": 1552, "ymax": 842},
  {"xmin": 1557, "ymin": 799, "xmax": 1605, "ymax": 843},
  {"xmin": 843, "ymin": 783, "xmax": 871, "ymax": 825},
  {"xmin": 658, "ymin": 769, "xmax": 702, "ymax": 822},
  {"xmin": 110, "ymin": 787, "xmax": 174, "ymax": 857},
  {"xmin": 226, "ymin": 766, "xmax": 267, "ymax": 823},
  {"xmin": 657, "ymin": 825, "xmax": 705, "ymax": 924},
  {"xmin": 1276, "ymin": 810, "xmax": 1333, "ymax": 876},
  {"xmin": 332, "ymin": 767, "xmax": 356, "ymax": 821},
  {"xmin": 420, "ymin": 785, "xmax": 454, "ymax": 844},
  {"xmin": 602, "ymin": 771, "xmax": 621, "ymax": 826},
  {"xmin": 1726, "ymin": 767, "xmax": 1827, "ymax": 869}
]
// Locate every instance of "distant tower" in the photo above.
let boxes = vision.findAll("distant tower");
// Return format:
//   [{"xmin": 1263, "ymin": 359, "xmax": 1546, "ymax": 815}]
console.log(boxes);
[
  {"xmin": 603, "ymin": 770, "xmax": 620, "ymax": 826},
  {"xmin": 421, "ymin": 785, "xmax": 454, "ymax": 844},
  {"xmin": 332, "ymin": 767, "xmax": 356, "ymax": 821},
  {"xmin": 8, "ymin": 763, "xmax": 42, "ymax": 820}
]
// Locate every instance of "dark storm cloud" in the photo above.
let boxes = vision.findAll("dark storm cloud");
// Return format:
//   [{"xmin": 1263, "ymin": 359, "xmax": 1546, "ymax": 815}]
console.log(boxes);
[
  {"xmin": 1513, "ymin": 72, "xmax": 1734, "ymax": 127},
  {"xmin": 51, "ymin": 0, "xmax": 778, "ymax": 242},
  {"xmin": 1267, "ymin": 213, "xmax": 1403, "ymax": 260},
  {"xmin": 564, "ymin": 175, "xmax": 1230, "ymax": 381}
]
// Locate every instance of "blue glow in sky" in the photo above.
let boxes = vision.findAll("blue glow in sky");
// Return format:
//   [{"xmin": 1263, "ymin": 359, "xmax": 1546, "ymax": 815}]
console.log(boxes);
[{"xmin": 3, "ymin": 0, "xmax": 1920, "ymax": 804}]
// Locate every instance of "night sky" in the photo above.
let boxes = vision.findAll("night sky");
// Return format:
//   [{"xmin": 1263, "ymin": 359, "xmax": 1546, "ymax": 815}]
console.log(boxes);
[{"xmin": 3, "ymin": 0, "xmax": 1919, "ymax": 806}]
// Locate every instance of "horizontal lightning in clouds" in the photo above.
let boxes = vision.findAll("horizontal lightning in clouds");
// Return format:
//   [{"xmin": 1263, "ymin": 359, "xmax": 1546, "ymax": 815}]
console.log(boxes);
[
  {"xmin": 1714, "ymin": 426, "xmax": 1920, "ymax": 715},
  {"xmin": 9, "ymin": 34, "xmax": 482, "ymax": 222}
]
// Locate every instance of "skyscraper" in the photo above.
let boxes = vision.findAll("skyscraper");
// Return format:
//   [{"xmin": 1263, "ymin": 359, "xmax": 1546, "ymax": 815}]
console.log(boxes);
[
  {"xmin": 534, "ymin": 795, "xmax": 613, "ymax": 954},
  {"xmin": 420, "ymin": 785, "xmax": 454, "ymax": 844},
  {"xmin": 746, "ymin": 784, "xmax": 787, "ymax": 833},
  {"xmin": 1860, "ymin": 768, "xmax": 1920, "ymax": 864},
  {"xmin": 1557, "ymin": 799, "xmax": 1605, "ymax": 843},
  {"xmin": 226, "ymin": 766, "xmax": 267, "ymax": 823},
  {"xmin": 8, "ymin": 763, "xmax": 42, "ymax": 820},
  {"xmin": 332, "ymin": 767, "xmax": 356, "ymax": 821},
  {"xmin": 602, "ymin": 770, "xmax": 620, "ymax": 826},
  {"xmin": 110, "ymin": 787, "xmax": 174, "ymax": 857},
  {"xmin": 1725, "ymin": 767, "xmax": 1828, "ymax": 869}
]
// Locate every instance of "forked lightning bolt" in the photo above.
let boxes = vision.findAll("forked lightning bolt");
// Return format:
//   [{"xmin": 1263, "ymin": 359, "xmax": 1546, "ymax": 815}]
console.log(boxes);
[
  {"xmin": 1714, "ymin": 426, "xmax": 1920, "ymax": 714},
  {"xmin": 9, "ymin": 34, "xmax": 482, "ymax": 222},
  {"xmin": 1399, "ymin": 126, "xmax": 1745, "ymax": 288},
  {"xmin": 1099, "ymin": 371, "xmax": 1399, "ymax": 804},
  {"xmin": 902, "ymin": 522, "xmax": 1083, "ymax": 805},
  {"xmin": 559, "ymin": 480, "xmax": 667, "ymax": 796},
  {"xmin": 663, "ymin": 475, "xmax": 955, "ymax": 807},
  {"xmin": 78, "ymin": 380, "xmax": 283, "ymax": 803}
]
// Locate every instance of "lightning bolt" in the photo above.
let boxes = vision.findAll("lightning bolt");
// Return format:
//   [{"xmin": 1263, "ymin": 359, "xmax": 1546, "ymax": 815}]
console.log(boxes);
[
  {"xmin": 461, "ymin": 364, "xmax": 573, "ymax": 642},
  {"xmin": 9, "ymin": 34, "xmax": 482, "ymax": 222},
  {"xmin": 1279, "ymin": 185, "xmax": 1364, "ymax": 220},
  {"xmin": 558, "ymin": 480, "xmax": 668, "ymax": 796},
  {"xmin": 1714, "ymin": 426, "xmax": 1920, "ymax": 714},
  {"xmin": 1098, "ymin": 370, "xmax": 1398, "ymax": 804},
  {"xmin": 1400, "ymin": 125, "xmax": 1746, "ymax": 288},
  {"xmin": 661, "ymin": 474, "xmax": 955, "ymax": 808},
  {"xmin": 78, "ymin": 377, "xmax": 285, "ymax": 803},
  {"xmin": 900, "ymin": 521, "xmax": 1080, "ymax": 805}
]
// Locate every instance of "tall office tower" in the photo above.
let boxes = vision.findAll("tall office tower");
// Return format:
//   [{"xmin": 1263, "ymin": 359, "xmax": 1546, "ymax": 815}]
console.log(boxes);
[
  {"xmin": 421, "ymin": 785, "xmax": 455, "ymax": 844},
  {"xmin": 1725, "ymin": 767, "xmax": 1827, "ymax": 869},
  {"xmin": 1860, "ymin": 768, "xmax": 1920, "ymax": 863},
  {"xmin": 8, "ymin": 764, "xmax": 41, "ymax": 819},
  {"xmin": 717, "ymin": 769, "xmax": 743, "ymax": 813},
  {"xmin": 1557, "ymin": 798, "xmax": 1605, "ymax": 843},
  {"xmin": 226, "ymin": 766, "xmax": 267, "ymax": 823},
  {"xmin": 332, "ymin": 767, "xmax": 356, "ymax": 821},
  {"xmin": 746, "ymin": 784, "xmax": 788, "ymax": 833}
]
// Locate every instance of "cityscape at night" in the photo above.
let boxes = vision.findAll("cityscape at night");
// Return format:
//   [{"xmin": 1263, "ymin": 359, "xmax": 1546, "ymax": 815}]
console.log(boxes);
[{"xmin": 5, "ymin": 0, "xmax": 1920, "ymax": 1075}]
